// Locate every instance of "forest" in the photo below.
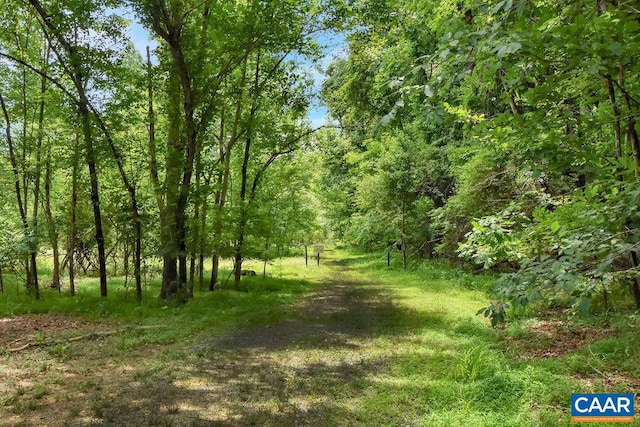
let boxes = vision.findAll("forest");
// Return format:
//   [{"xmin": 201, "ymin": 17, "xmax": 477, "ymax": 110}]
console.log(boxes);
[{"xmin": 0, "ymin": 0, "xmax": 639, "ymax": 425}]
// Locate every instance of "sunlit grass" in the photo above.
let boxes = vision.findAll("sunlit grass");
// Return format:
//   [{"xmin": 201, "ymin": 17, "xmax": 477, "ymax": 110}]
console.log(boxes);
[
  {"xmin": 1, "ymin": 248, "xmax": 637, "ymax": 426},
  {"xmin": 316, "ymin": 248, "xmax": 579, "ymax": 426},
  {"xmin": 0, "ymin": 255, "xmax": 324, "ymax": 348}
]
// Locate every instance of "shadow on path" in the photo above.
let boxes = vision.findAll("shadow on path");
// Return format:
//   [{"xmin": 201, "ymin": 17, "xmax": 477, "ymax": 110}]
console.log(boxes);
[{"xmin": 93, "ymin": 257, "xmax": 447, "ymax": 426}]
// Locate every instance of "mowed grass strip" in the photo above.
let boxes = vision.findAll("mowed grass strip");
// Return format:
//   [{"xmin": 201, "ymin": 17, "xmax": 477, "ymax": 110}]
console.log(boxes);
[{"xmin": 326, "ymin": 249, "xmax": 579, "ymax": 426}]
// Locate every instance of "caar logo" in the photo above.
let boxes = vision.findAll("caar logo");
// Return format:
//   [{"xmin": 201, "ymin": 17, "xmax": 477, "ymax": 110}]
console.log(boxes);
[{"xmin": 571, "ymin": 394, "xmax": 635, "ymax": 423}]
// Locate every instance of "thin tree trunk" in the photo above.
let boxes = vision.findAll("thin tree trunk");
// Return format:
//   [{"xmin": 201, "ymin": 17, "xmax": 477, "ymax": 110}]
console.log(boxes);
[
  {"xmin": 210, "ymin": 255, "xmax": 219, "ymax": 291},
  {"xmin": 605, "ymin": 75, "xmax": 623, "ymax": 159},
  {"xmin": 146, "ymin": 46, "xmax": 164, "ymax": 212},
  {"xmin": 618, "ymin": 64, "xmax": 640, "ymax": 176},
  {"xmin": 263, "ymin": 239, "xmax": 268, "ymax": 278},
  {"xmin": 617, "ymin": 64, "xmax": 640, "ymax": 308},
  {"xmin": 401, "ymin": 198, "xmax": 407, "ymax": 270},
  {"xmin": 0, "ymin": 93, "xmax": 38, "ymax": 298},
  {"xmin": 210, "ymin": 119, "xmax": 233, "ymax": 291},
  {"xmin": 198, "ymin": 171, "xmax": 211, "ymax": 291},
  {"xmin": 68, "ymin": 133, "xmax": 80, "ymax": 297},
  {"xmin": 80, "ymin": 101, "xmax": 108, "ymax": 297},
  {"xmin": 44, "ymin": 143, "xmax": 60, "ymax": 291},
  {"xmin": 234, "ymin": 125, "xmax": 252, "ymax": 288},
  {"xmin": 30, "ymin": 82, "xmax": 45, "ymax": 299},
  {"xmin": 189, "ymin": 255, "xmax": 196, "ymax": 297},
  {"xmin": 234, "ymin": 53, "xmax": 261, "ymax": 289},
  {"xmin": 146, "ymin": 44, "xmax": 163, "ymax": 298},
  {"xmin": 30, "ymin": 48, "xmax": 50, "ymax": 295},
  {"xmin": 188, "ymin": 147, "xmax": 203, "ymax": 297},
  {"xmin": 19, "ymin": 45, "xmax": 33, "ymax": 293},
  {"xmin": 134, "ymin": 215, "xmax": 142, "ymax": 301}
]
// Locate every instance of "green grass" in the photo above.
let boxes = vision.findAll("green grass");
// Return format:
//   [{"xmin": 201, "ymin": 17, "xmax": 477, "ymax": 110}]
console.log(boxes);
[
  {"xmin": 328, "ymin": 248, "xmax": 639, "ymax": 426},
  {"xmin": 1, "ymin": 249, "xmax": 638, "ymax": 426},
  {"xmin": 0, "ymin": 256, "xmax": 325, "ymax": 348}
]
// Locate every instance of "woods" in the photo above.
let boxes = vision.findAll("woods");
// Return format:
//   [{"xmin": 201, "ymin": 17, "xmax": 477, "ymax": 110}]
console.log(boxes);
[
  {"xmin": 0, "ymin": 0, "xmax": 326, "ymax": 299},
  {"xmin": 317, "ymin": 0, "xmax": 640, "ymax": 315},
  {"xmin": 0, "ymin": 0, "xmax": 639, "ymax": 318},
  {"xmin": 1, "ymin": 1, "xmax": 640, "ymax": 424}
]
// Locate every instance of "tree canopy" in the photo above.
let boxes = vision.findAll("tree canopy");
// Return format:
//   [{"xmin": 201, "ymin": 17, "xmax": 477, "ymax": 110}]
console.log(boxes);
[{"xmin": 0, "ymin": 0, "xmax": 638, "ymax": 316}]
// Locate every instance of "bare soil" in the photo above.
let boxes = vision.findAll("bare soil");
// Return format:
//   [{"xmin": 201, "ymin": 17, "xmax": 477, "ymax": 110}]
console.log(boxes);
[
  {"xmin": 502, "ymin": 318, "xmax": 617, "ymax": 359},
  {"xmin": 0, "ymin": 314, "xmax": 117, "ymax": 351}
]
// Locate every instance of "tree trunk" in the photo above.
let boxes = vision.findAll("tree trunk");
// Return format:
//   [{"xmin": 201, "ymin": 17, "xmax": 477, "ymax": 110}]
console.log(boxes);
[
  {"xmin": 234, "ymin": 126, "xmax": 252, "ymax": 289},
  {"xmin": 80, "ymin": 101, "xmax": 108, "ymax": 297},
  {"xmin": 68, "ymin": 133, "xmax": 79, "ymax": 297},
  {"xmin": 160, "ymin": 68, "xmax": 183, "ymax": 298},
  {"xmin": 198, "ymin": 254, "xmax": 205, "ymax": 291},
  {"xmin": 234, "ymin": 54, "xmax": 261, "ymax": 289},
  {"xmin": 134, "ymin": 217, "xmax": 142, "ymax": 301},
  {"xmin": 161, "ymin": 254, "xmax": 179, "ymax": 299},
  {"xmin": 189, "ymin": 255, "xmax": 196, "ymax": 297},
  {"xmin": 0, "ymin": 93, "xmax": 38, "ymax": 298},
  {"xmin": 615, "ymin": 64, "xmax": 640, "ymax": 308},
  {"xmin": 210, "ymin": 254, "xmax": 219, "ymax": 291},
  {"xmin": 630, "ymin": 252, "xmax": 640, "ymax": 309},
  {"xmin": 44, "ymin": 143, "xmax": 61, "ymax": 291},
  {"xmin": 618, "ymin": 65, "xmax": 640, "ymax": 176},
  {"xmin": 605, "ymin": 75, "xmax": 623, "ymax": 159},
  {"xmin": 152, "ymin": 27, "xmax": 199, "ymax": 299},
  {"xmin": 188, "ymin": 147, "xmax": 203, "ymax": 297},
  {"xmin": 233, "ymin": 251, "xmax": 243, "ymax": 289},
  {"xmin": 401, "ymin": 198, "xmax": 407, "ymax": 270},
  {"xmin": 210, "ymin": 131, "xmax": 233, "ymax": 291},
  {"xmin": 30, "ymin": 53, "xmax": 49, "ymax": 296}
]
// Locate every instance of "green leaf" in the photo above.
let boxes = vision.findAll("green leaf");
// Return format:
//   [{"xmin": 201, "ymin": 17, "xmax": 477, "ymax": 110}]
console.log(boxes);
[
  {"xmin": 550, "ymin": 221, "xmax": 560, "ymax": 233},
  {"xmin": 595, "ymin": 259, "xmax": 612, "ymax": 276},
  {"xmin": 491, "ymin": 1, "xmax": 506, "ymax": 14},
  {"xmin": 424, "ymin": 85, "xmax": 434, "ymax": 97}
]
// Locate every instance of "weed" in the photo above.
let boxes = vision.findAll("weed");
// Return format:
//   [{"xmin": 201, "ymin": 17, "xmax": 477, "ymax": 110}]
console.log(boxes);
[
  {"xmin": 472, "ymin": 371, "xmax": 526, "ymax": 412},
  {"xmin": 49, "ymin": 342, "xmax": 71, "ymax": 359},
  {"xmin": 32, "ymin": 386, "xmax": 47, "ymax": 399},
  {"xmin": 452, "ymin": 347, "xmax": 500, "ymax": 382},
  {"xmin": 477, "ymin": 301, "xmax": 509, "ymax": 328},
  {"xmin": 90, "ymin": 398, "xmax": 110, "ymax": 418},
  {"xmin": 34, "ymin": 331, "xmax": 45, "ymax": 342},
  {"xmin": 67, "ymin": 405, "xmax": 81, "ymax": 418},
  {"xmin": 165, "ymin": 404, "xmax": 180, "ymax": 414}
]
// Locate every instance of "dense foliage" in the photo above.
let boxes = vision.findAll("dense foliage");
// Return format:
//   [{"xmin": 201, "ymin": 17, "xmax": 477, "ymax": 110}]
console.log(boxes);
[
  {"xmin": 317, "ymin": 0, "xmax": 640, "ymax": 312},
  {"xmin": 1, "ymin": 0, "xmax": 639, "ymax": 315},
  {"xmin": 0, "ymin": 0, "xmax": 331, "ymax": 300}
]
